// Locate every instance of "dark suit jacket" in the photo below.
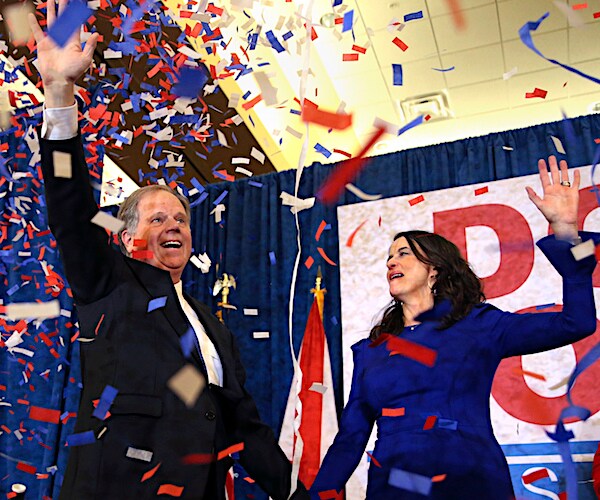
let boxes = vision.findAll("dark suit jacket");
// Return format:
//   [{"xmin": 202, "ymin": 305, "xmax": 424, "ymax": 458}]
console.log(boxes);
[{"xmin": 40, "ymin": 134, "xmax": 303, "ymax": 500}]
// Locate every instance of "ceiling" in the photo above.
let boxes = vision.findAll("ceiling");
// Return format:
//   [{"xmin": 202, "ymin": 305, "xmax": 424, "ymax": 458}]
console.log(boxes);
[
  {"xmin": 197, "ymin": 0, "xmax": 600, "ymax": 167},
  {"xmin": 1, "ymin": 0, "xmax": 600, "ymax": 199}
]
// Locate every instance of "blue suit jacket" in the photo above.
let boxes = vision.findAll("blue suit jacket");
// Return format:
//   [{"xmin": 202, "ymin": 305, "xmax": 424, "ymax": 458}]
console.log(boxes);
[{"xmin": 311, "ymin": 234, "xmax": 598, "ymax": 500}]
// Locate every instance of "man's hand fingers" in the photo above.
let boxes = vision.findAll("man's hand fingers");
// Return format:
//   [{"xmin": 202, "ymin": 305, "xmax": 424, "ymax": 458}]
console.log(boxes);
[
  {"xmin": 82, "ymin": 32, "xmax": 99, "ymax": 60},
  {"xmin": 47, "ymin": 0, "xmax": 56, "ymax": 26},
  {"xmin": 27, "ymin": 12, "xmax": 44, "ymax": 44}
]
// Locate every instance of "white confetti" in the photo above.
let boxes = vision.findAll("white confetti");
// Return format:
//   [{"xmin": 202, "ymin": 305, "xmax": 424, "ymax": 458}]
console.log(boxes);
[
  {"xmin": 5, "ymin": 300, "xmax": 60, "ymax": 321},
  {"xmin": 253, "ymin": 331, "xmax": 270, "ymax": 339},
  {"xmin": 309, "ymin": 382, "xmax": 327, "ymax": 394},
  {"xmin": 126, "ymin": 447, "xmax": 153, "ymax": 462},
  {"xmin": 91, "ymin": 211, "xmax": 125, "ymax": 234},
  {"xmin": 243, "ymin": 308, "xmax": 258, "ymax": 316},
  {"xmin": 250, "ymin": 147, "xmax": 265, "ymax": 164},
  {"xmin": 280, "ymin": 192, "xmax": 315, "ymax": 214},
  {"xmin": 167, "ymin": 364, "xmax": 206, "ymax": 408},
  {"xmin": 551, "ymin": 136, "xmax": 566, "ymax": 155},
  {"xmin": 345, "ymin": 183, "xmax": 382, "ymax": 201},
  {"xmin": 571, "ymin": 239, "xmax": 595, "ymax": 261},
  {"xmin": 52, "ymin": 151, "xmax": 72, "ymax": 178}
]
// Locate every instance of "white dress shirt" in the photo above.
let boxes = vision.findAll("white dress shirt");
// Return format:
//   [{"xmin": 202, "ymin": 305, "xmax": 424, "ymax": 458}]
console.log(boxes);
[
  {"xmin": 42, "ymin": 105, "xmax": 224, "ymax": 387},
  {"xmin": 175, "ymin": 281, "xmax": 223, "ymax": 386}
]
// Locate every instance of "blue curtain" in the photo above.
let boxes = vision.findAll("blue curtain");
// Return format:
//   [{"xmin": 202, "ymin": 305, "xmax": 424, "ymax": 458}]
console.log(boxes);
[{"xmin": 2, "ymin": 112, "xmax": 600, "ymax": 498}]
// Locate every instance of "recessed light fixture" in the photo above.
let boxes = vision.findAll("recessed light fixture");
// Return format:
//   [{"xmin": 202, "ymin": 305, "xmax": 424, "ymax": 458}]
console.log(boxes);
[{"xmin": 320, "ymin": 12, "xmax": 336, "ymax": 28}]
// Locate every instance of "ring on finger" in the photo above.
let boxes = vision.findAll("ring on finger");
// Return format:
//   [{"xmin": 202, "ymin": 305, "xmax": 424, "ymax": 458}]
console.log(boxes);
[{"xmin": 560, "ymin": 181, "xmax": 571, "ymax": 187}]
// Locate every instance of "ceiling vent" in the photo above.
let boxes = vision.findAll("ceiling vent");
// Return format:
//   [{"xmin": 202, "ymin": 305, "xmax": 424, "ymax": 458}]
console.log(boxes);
[{"xmin": 399, "ymin": 91, "xmax": 453, "ymax": 123}]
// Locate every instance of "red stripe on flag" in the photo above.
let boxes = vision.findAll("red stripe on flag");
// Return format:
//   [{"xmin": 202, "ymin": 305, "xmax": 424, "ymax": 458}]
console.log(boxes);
[{"xmin": 297, "ymin": 298, "xmax": 326, "ymax": 489}]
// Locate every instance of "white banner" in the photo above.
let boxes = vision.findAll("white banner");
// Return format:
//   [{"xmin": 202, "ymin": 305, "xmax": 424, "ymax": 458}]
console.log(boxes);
[{"xmin": 337, "ymin": 166, "xmax": 600, "ymax": 499}]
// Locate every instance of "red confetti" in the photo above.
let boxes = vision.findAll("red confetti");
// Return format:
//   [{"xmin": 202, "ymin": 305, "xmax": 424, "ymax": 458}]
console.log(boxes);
[
  {"xmin": 131, "ymin": 250, "xmax": 154, "ymax": 259},
  {"xmin": 242, "ymin": 94, "xmax": 263, "ymax": 110},
  {"xmin": 474, "ymin": 186, "xmax": 488, "ymax": 196},
  {"xmin": 392, "ymin": 37, "xmax": 409, "ymax": 51},
  {"xmin": 95, "ymin": 314, "xmax": 105, "ymax": 336},
  {"xmin": 366, "ymin": 451, "xmax": 382, "ymax": 467},
  {"xmin": 382, "ymin": 407, "xmax": 405, "ymax": 417},
  {"xmin": 432, "ymin": 474, "xmax": 447, "ymax": 482},
  {"xmin": 157, "ymin": 484, "xmax": 184, "ymax": 497},
  {"xmin": 141, "ymin": 462, "xmax": 161, "ymax": 482},
  {"xmin": 409, "ymin": 194, "xmax": 425, "ymax": 206},
  {"xmin": 342, "ymin": 53, "xmax": 359, "ymax": 61},
  {"xmin": 243, "ymin": 477, "xmax": 255, "ymax": 483},
  {"xmin": 376, "ymin": 334, "xmax": 437, "ymax": 367},
  {"xmin": 317, "ymin": 127, "xmax": 386, "ymax": 204},
  {"xmin": 17, "ymin": 462, "xmax": 37, "ymax": 474},
  {"xmin": 29, "ymin": 406, "xmax": 61, "ymax": 424},
  {"xmin": 423, "ymin": 415, "xmax": 438, "ymax": 430},
  {"xmin": 181, "ymin": 453, "xmax": 215, "ymax": 465},
  {"xmin": 346, "ymin": 219, "xmax": 368, "ymax": 247},
  {"xmin": 333, "ymin": 148, "xmax": 352, "ymax": 158},
  {"xmin": 302, "ymin": 104, "xmax": 353, "ymax": 130},
  {"xmin": 522, "ymin": 468, "xmax": 550, "ymax": 484},
  {"xmin": 572, "ymin": 2, "xmax": 587, "ymax": 9},
  {"xmin": 217, "ymin": 442, "xmax": 244, "ymax": 460},
  {"xmin": 512, "ymin": 367, "xmax": 546, "ymax": 381},
  {"xmin": 445, "ymin": 0, "xmax": 466, "ymax": 29},
  {"xmin": 317, "ymin": 247, "xmax": 337, "ymax": 266},
  {"xmin": 318, "ymin": 490, "xmax": 340, "ymax": 500},
  {"xmin": 304, "ymin": 256, "xmax": 314, "ymax": 269},
  {"xmin": 315, "ymin": 220, "xmax": 328, "ymax": 241},
  {"xmin": 525, "ymin": 87, "xmax": 547, "ymax": 99},
  {"xmin": 352, "ymin": 44, "xmax": 367, "ymax": 54},
  {"xmin": 594, "ymin": 11, "xmax": 600, "ymax": 18}
]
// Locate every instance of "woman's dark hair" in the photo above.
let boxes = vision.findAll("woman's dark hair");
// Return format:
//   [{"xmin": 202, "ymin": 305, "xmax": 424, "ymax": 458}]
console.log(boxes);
[{"xmin": 369, "ymin": 230, "xmax": 485, "ymax": 340}]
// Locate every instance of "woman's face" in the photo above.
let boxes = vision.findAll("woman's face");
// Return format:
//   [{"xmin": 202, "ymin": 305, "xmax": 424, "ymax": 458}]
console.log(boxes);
[{"xmin": 387, "ymin": 236, "xmax": 435, "ymax": 302}]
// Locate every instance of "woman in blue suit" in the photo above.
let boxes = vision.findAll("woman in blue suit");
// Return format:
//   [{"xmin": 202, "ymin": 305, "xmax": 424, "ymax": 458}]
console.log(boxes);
[{"xmin": 311, "ymin": 156, "xmax": 598, "ymax": 499}]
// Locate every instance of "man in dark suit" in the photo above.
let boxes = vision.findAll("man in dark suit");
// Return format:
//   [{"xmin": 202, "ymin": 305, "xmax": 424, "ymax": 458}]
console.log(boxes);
[{"xmin": 29, "ymin": 3, "xmax": 307, "ymax": 499}]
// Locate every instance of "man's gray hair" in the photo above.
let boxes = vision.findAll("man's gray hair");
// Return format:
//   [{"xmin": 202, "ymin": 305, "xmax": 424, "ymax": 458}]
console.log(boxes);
[{"xmin": 117, "ymin": 185, "xmax": 191, "ymax": 255}]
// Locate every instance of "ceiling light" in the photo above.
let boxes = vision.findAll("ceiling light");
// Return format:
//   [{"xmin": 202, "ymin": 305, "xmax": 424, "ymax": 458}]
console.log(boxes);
[{"xmin": 320, "ymin": 12, "xmax": 336, "ymax": 28}]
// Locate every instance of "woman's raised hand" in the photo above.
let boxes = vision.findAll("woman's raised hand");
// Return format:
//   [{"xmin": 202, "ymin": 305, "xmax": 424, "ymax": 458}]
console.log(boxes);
[{"xmin": 525, "ymin": 155, "xmax": 580, "ymax": 242}]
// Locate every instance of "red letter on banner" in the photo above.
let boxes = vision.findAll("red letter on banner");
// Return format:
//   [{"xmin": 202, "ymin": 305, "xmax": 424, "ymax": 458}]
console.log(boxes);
[
  {"xmin": 433, "ymin": 204, "xmax": 534, "ymax": 299},
  {"xmin": 492, "ymin": 305, "xmax": 600, "ymax": 424}
]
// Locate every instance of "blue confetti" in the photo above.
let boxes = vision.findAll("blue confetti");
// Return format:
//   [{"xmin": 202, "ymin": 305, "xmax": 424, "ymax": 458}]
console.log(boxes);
[
  {"xmin": 269, "ymin": 251, "xmax": 276, "ymax": 265},
  {"xmin": 180, "ymin": 327, "xmax": 197, "ymax": 358},
  {"xmin": 47, "ymin": 0, "xmax": 93, "ymax": 48},
  {"xmin": 397, "ymin": 114, "xmax": 424, "ymax": 136},
  {"xmin": 172, "ymin": 67, "xmax": 209, "ymax": 98},
  {"xmin": 248, "ymin": 180, "xmax": 263, "ymax": 188},
  {"xmin": 266, "ymin": 30, "xmax": 285, "ymax": 53},
  {"xmin": 333, "ymin": 0, "xmax": 342, "ymax": 5},
  {"xmin": 213, "ymin": 190, "xmax": 229, "ymax": 206},
  {"xmin": 388, "ymin": 468, "xmax": 432, "ymax": 495},
  {"xmin": 66, "ymin": 430, "xmax": 96, "ymax": 447},
  {"xmin": 342, "ymin": 10, "xmax": 354, "ymax": 32},
  {"xmin": 92, "ymin": 385, "xmax": 118, "ymax": 420},
  {"xmin": 147, "ymin": 296, "xmax": 168, "ymax": 312},
  {"xmin": 392, "ymin": 64, "xmax": 403, "ymax": 86},
  {"xmin": 520, "ymin": 12, "xmax": 600, "ymax": 85},
  {"xmin": 314, "ymin": 143, "xmax": 332, "ymax": 158},
  {"xmin": 404, "ymin": 11, "xmax": 423, "ymax": 22}
]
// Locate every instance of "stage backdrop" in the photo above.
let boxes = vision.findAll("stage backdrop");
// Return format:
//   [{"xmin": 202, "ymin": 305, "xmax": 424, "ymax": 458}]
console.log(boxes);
[{"xmin": 338, "ymin": 165, "xmax": 600, "ymax": 499}]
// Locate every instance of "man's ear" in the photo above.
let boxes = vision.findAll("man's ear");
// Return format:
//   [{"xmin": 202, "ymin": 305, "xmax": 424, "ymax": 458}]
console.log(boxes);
[{"xmin": 121, "ymin": 229, "xmax": 133, "ymax": 253}]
